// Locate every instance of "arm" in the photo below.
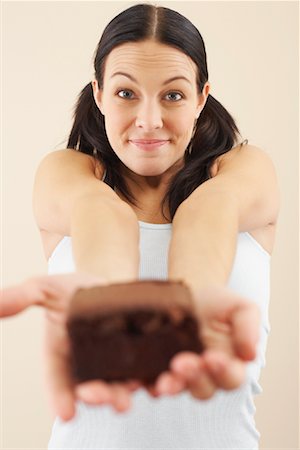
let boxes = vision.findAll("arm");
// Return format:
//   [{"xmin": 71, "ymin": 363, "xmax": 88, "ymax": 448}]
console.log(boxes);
[
  {"xmin": 149, "ymin": 145, "xmax": 280, "ymax": 400},
  {"xmin": 71, "ymin": 193, "xmax": 140, "ymax": 282},
  {"xmin": 33, "ymin": 149, "xmax": 140, "ymax": 282},
  {"xmin": 168, "ymin": 144, "xmax": 280, "ymax": 298},
  {"xmin": 1, "ymin": 150, "xmax": 141, "ymax": 421},
  {"xmin": 168, "ymin": 190, "xmax": 239, "ymax": 297}
]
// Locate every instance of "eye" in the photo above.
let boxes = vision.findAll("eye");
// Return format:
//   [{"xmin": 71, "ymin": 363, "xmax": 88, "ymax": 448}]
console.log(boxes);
[
  {"xmin": 117, "ymin": 89, "xmax": 135, "ymax": 100},
  {"xmin": 165, "ymin": 92, "xmax": 184, "ymax": 102},
  {"xmin": 116, "ymin": 89, "xmax": 184, "ymax": 102}
]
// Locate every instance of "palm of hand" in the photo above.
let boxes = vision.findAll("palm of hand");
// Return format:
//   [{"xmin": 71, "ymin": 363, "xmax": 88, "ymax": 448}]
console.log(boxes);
[
  {"xmin": 38, "ymin": 273, "xmax": 144, "ymax": 419},
  {"xmin": 1, "ymin": 276, "xmax": 259, "ymax": 415},
  {"xmin": 147, "ymin": 285, "xmax": 260, "ymax": 400},
  {"xmin": 1, "ymin": 272, "xmax": 143, "ymax": 420}
]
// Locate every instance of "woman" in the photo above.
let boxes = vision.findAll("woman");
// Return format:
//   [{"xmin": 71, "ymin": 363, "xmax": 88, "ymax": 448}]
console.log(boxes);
[{"xmin": 1, "ymin": 3, "xmax": 280, "ymax": 448}]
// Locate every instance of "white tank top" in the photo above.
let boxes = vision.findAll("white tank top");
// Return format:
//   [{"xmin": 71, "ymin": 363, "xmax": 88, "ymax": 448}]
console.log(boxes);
[{"xmin": 47, "ymin": 174, "xmax": 271, "ymax": 449}]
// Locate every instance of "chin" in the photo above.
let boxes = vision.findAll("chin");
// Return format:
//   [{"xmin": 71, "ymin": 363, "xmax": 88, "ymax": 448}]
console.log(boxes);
[{"xmin": 135, "ymin": 166, "xmax": 168, "ymax": 177}]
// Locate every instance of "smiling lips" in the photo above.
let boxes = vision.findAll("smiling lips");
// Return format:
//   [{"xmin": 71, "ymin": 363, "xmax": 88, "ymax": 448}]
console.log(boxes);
[{"xmin": 129, "ymin": 139, "xmax": 170, "ymax": 150}]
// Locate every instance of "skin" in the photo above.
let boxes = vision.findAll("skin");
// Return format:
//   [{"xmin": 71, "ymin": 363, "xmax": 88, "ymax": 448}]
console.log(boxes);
[
  {"xmin": 92, "ymin": 39, "xmax": 210, "ymax": 205},
  {"xmin": 91, "ymin": 41, "xmax": 252, "ymax": 403},
  {"xmin": 1, "ymin": 273, "xmax": 259, "ymax": 420},
  {"xmin": 0, "ymin": 40, "xmax": 260, "ymax": 419}
]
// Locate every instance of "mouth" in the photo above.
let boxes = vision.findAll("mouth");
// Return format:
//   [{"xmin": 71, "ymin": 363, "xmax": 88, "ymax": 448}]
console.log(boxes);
[{"xmin": 129, "ymin": 139, "xmax": 170, "ymax": 151}]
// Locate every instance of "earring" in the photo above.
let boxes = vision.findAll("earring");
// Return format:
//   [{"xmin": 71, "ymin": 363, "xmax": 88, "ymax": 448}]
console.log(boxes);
[
  {"xmin": 187, "ymin": 121, "xmax": 198, "ymax": 155},
  {"xmin": 192, "ymin": 121, "xmax": 197, "ymax": 138}
]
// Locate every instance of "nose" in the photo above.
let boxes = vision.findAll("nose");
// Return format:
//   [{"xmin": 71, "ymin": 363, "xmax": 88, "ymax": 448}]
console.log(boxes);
[{"xmin": 135, "ymin": 99, "xmax": 163, "ymax": 132}]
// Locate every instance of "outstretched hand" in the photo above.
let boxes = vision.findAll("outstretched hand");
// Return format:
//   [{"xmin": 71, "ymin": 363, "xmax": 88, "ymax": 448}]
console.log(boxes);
[
  {"xmin": 0, "ymin": 273, "xmax": 143, "ymax": 421},
  {"xmin": 0, "ymin": 272, "xmax": 102, "ymax": 319},
  {"xmin": 1, "ymin": 278, "xmax": 260, "ymax": 416},
  {"xmin": 146, "ymin": 285, "xmax": 260, "ymax": 400}
]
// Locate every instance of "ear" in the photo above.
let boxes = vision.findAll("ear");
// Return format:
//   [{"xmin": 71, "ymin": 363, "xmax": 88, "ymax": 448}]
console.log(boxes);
[
  {"xmin": 195, "ymin": 81, "xmax": 210, "ymax": 119},
  {"xmin": 92, "ymin": 79, "xmax": 104, "ymax": 115}
]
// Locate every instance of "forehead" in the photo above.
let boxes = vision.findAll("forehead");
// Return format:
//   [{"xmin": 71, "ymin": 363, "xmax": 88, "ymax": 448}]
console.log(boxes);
[{"xmin": 104, "ymin": 40, "xmax": 198, "ymax": 82}]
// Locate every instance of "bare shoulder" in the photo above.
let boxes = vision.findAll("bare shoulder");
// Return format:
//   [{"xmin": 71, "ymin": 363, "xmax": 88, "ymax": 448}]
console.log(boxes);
[
  {"xmin": 36, "ymin": 150, "xmax": 106, "ymax": 260},
  {"xmin": 217, "ymin": 142, "xmax": 277, "ymax": 171},
  {"xmin": 46, "ymin": 148, "xmax": 105, "ymax": 176},
  {"xmin": 207, "ymin": 143, "xmax": 279, "ymax": 254},
  {"xmin": 33, "ymin": 147, "xmax": 109, "ymax": 237},
  {"xmin": 215, "ymin": 143, "xmax": 279, "ymax": 198},
  {"xmin": 210, "ymin": 142, "xmax": 250, "ymax": 177},
  {"xmin": 211, "ymin": 142, "xmax": 269, "ymax": 176},
  {"xmin": 209, "ymin": 142, "xmax": 280, "ymax": 229}
]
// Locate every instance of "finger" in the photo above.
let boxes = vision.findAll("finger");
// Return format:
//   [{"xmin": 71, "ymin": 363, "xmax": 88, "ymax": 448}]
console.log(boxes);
[
  {"xmin": 75, "ymin": 379, "xmax": 142, "ymax": 405},
  {"xmin": 43, "ymin": 320, "xmax": 76, "ymax": 421},
  {"xmin": 155, "ymin": 371, "xmax": 186, "ymax": 395},
  {"xmin": 109, "ymin": 383, "xmax": 132, "ymax": 412},
  {"xmin": 170, "ymin": 353, "xmax": 217, "ymax": 400},
  {"xmin": 231, "ymin": 303, "xmax": 260, "ymax": 360},
  {"xmin": 124, "ymin": 379, "xmax": 143, "ymax": 392},
  {"xmin": 145, "ymin": 384, "xmax": 162, "ymax": 397},
  {"xmin": 203, "ymin": 350, "xmax": 246, "ymax": 390},
  {"xmin": 196, "ymin": 286, "xmax": 260, "ymax": 361},
  {"xmin": 0, "ymin": 276, "xmax": 66, "ymax": 318},
  {"xmin": 187, "ymin": 367, "xmax": 217, "ymax": 400},
  {"xmin": 170, "ymin": 351, "xmax": 202, "ymax": 377},
  {"xmin": 75, "ymin": 381, "xmax": 114, "ymax": 405},
  {"xmin": 0, "ymin": 273, "xmax": 108, "ymax": 319},
  {"xmin": 0, "ymin": 283, "xmax": 40, "ymax": 317}
]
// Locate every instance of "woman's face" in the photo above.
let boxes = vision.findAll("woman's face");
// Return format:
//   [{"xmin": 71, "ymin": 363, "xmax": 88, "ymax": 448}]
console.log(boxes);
[{"xmin": 92, "ymin": 40, "xmax": 210, "ymax": 184}]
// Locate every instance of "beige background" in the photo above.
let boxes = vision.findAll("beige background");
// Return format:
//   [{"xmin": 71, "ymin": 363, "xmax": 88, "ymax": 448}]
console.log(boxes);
[{"xmin": 1, "ymin": 1, "xmax": 299, "ymax": 448}]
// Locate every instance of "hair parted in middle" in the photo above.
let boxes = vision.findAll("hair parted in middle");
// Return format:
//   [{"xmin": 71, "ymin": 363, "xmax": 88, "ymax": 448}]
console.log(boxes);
[{"xmin": 67, "ymin": 3, "xmax": 247, "ymax": 221}]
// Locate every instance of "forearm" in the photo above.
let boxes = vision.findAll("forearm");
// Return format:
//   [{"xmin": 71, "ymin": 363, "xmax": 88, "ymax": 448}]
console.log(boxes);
[
  {"xmin": 70, "ymin": 193, "xmax": 140, "ymax": 283},
  {"xmin": 168, "ymin": 192, "xmax": 239, "ymax": 298}
]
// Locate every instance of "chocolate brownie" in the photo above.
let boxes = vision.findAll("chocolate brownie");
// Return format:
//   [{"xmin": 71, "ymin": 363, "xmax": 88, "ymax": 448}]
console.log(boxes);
[{"xmin": 66, "ymin": 279, "xmax": 204, "ymax": 385}]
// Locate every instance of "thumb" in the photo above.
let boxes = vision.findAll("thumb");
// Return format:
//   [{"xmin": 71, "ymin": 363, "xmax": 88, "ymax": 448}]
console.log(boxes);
[
  {"xmin": 0, "ymin": 277, "xmax": 58, "ymax": 318},
  {"xmin": 195, "ymin": 285, "xmax": 261, "ymax": 361},
  {"xmin": 0, "ymin": 284, "xmax": 35, "ymax": 317},
  {"xmin": 231, "ymin": 302, "xmax": 261, "ymax": 360}
]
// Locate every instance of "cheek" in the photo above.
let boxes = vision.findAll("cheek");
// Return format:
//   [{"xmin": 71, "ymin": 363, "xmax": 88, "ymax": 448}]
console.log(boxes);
[
  {"xmin": 172, "ymin": 114, "xmax": 194, "ymax": 140},
  {"xmin": 168, "ymin": 105, "xmax": 195, "ymax": 126},
  {"xmin": 105, "ymin": 110, "xmax": 129, "ymax": 144}
]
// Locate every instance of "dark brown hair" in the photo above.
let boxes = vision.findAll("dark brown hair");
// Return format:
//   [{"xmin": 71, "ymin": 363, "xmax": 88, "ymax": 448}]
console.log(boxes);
[{"xmin": 67, "ymin": 3, "xmax": 248, "ymax": 221}]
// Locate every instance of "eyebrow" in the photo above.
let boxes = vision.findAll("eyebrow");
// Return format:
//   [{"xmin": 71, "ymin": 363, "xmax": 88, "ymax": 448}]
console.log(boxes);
[{"xmin": 110, "ymin": 71, "xmax": 192, "ymax": 86}]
